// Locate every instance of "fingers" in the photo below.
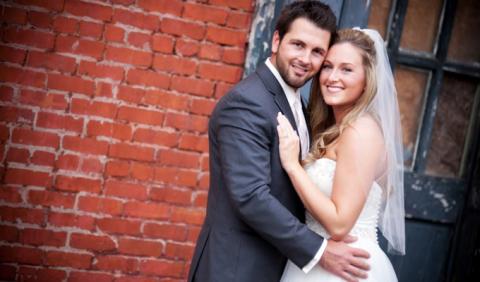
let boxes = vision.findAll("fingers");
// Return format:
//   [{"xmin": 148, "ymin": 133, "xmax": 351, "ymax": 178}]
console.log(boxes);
[
  {"xmin": 346, "ymin": 264, "xmax": 368, "ymax": 280},
  {"xmin": 351, "ymin": 247, "xmax": 370, "ymax": 259},
  {"xmin": 350, "ymin": 257, "xmax": 370, "ymax": 271}
]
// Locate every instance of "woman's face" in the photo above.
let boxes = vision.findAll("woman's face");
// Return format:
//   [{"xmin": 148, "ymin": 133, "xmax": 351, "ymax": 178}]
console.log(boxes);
[{"xmin": 319, "ymin": 42, "xmax": 366, "ymax": 111}]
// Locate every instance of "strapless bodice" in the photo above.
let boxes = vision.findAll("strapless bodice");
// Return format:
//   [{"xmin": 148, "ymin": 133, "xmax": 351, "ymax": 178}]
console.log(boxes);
[{"xmin": 304, "ymin": 158, "xmax": 382, "ymax": 243}]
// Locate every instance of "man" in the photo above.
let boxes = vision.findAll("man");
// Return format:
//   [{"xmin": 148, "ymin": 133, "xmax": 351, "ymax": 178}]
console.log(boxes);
[{"xmin": 188, "ymin": 1, "xmax": 370, "ymax": 281}]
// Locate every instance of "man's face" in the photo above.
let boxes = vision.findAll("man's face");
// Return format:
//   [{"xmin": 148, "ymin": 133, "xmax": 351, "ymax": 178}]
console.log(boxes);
[{"xmin": 271, "ymin": 17, "xmax": 331, "ymax": 89}]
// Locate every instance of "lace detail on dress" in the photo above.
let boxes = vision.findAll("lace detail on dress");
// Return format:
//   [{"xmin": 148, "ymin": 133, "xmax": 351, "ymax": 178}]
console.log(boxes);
[{"xmin": 304, "ymin": 158, "xmax": 382, "ymax": 244}]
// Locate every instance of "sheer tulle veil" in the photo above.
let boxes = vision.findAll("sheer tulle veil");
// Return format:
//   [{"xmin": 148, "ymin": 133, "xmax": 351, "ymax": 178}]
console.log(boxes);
[{"xmin": 354, "ymin": 27, "xmax": 406, "ymax": 255}]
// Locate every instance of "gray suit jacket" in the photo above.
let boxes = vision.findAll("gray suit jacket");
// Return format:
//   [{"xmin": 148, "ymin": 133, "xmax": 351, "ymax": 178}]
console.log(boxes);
[{"xmin": 188, "ymin": 63, "xmax": 324, "ymax": 282}]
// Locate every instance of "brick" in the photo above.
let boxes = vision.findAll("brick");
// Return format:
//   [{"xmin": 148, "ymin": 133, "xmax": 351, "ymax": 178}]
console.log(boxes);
[
  {"xmin": 80, "ymin": 157, "xmax": 103, "ymax": 173},
  {"xmin": 0, "ymin": 106, "xmax": 34, "ymax": 124},
  {"xmin": 28, "ymin": 189, "xmax": 75, "ymax": 209},
  {"xmin": 170, "ymin": 76, "xmax": 214, "ymax": 97},
  {"xmin": 0, "ymin": 86, "xmax": 14, "ymax": 102},
  {"xmin": 0, "ymin": 186, "xmax": 22, "ymax": 203},
  {"xmin": 78, "ymin": 60, "xmax": 124, "ymax": 80},
  {"xmin": 175, "ymin": 39, "xmax": 199, "ymax": 57},
  {"xmin": 93, "ymin": 255, "xmax": 138, "ymax": 273},
  {"xmin": 117, "ymin": 85, "xmax": 145, "ymax": 103},
  {"xmin": 48, "ymin": 73, "xmax": 94, "ymax": 95},
  {"xmin": 190, "ymin": 97, "xmax": 216, "ymax": 116},
  {"xmin": 154, "ymin": 167, "xmax": 197, "ymax": 187},
  {"xmin": 144, "ymin": 90, "xmax": 190, "ymax": 111},
  {"xmin": 161, "ymin": 18, "xmax": 205, "ymax": 40},
  {"xmin": 3, "ymin": 27, "xmax": 55, "ymax": 49},
  {"xmin": 222, "ymin": 47, "xmax": 245, "ymax": 65},
  {"xmin": 153, "ymin": 54, "xmax": 196, "ymax": 75},
  {"xmin": 123, "ymin": 201, "xmax": 169, "ymax": 220},
  {"xmin": 55, "ymin": 35, "xmax": 105, "ymax": 59},
  {"xmin": 70, "ymin": 233, "xmax": 116, "ymax": 251},
  {"xmin": 4, "ymin": 168, "xmax": 51, "ymax": 187},
  {"xmin": 117, "ymin": 106, "xmax": 164, "ymax": 126},
  {"xmin": 115, "ymin": 276, "xmax": 158, "ymax": 282},
  {"xmin": 28, "ymin": 11, "xmax": 52, "ymax": 29},
  {"xmin": 157, "ymin": 149, "xmax": 200, "ymax": 169},
  {"xmin": 78, "ymin": 21, "xmax": 104, "ymax": 39},
  {"xmin": 152, "ymin": 34, "xmax": 174, "ymax": 53},
  {"xmin": 179, "ymin": 133, "xmax": 209, "ymax": 152},
  {"xmin": 31, "ymin": 150, "xmax": 56, "ymax": 167},
  {"xmin": 87, "ymin": 120, "xmax": 132, "ymax": 141},
  {"xmin": 20, "ymin": 90, "xmax": 68, "ymax": 110},
  {"xmin": 56, "ymin": 154, "xmax": 80, "ymax": 171},
  {"xmin": 0, "ymin": 206, "xmax": 44, "ymax": 224},
  {"xmin": 105, "ymin": 24, "xmax": 125, "ymax": 42},
  {"xmin": 150, "ymin": 187, "xmax": 192, "ymax": 205},
  {"xmin": 165, "ymin": 242, "xmax": 194, "ymax": 260},
  {"xmin": 130, "ymin": 162, "xmax": 154, "ymax": 181},
  {"xmin": 105, "ymin": 160, "xmax": 129, "ymax": 177},
  {"xmin": 138, "ymin": 259, "xmax": 183, "ymax": 277},
  {"xmin": 209, "ymin": 0, "xmax": 254, "ymax": 11},
  {"xmin": 215, "ymin": 82, "xmax": 234, "ymax": 98},
  {"xmin": 112, "ymin": 0, "xmax": 135, "ymax": 5},
  {"xmin": 126, "ymin": 69, "xmax": 169, "ymax": 88},
  {"xmin": 53, "ymin": 16, "xmax": 78, "ymax": 34},
  {"xmin": 138, "ymin": 0, "xmax": 183, "ymax": 16},
  {"xmin": 71, "ymin": 98, "xmax": 117, "ymax": 118},
  {"xmin": 0, "ymin": 45, "xmax": 27, "ymax": 64},
  {"xmin": 198, "ymin": 62, "xmax": 242, "ymax": 83},
  {"xmin": 199, "ymin": 44, "xmax": 222, "ymax": 61},
  {"xmin": 2, "ymin": 6, "xmax": 27, "ymax": 24},
  {"xmin": 118, "ymin": 238, "xmax": 163, "ymax": 257},
  {"xmin": 128, "ymin": 32, "xmax": 151, "ymax": 48},
  {"xmin": 16, "ymin": 0, "xmax": 64, "ymax": 11},
  {"xmin": 206, "ymin": 26, "xmax": 247, "ymax": 46},
  {"xmin": 97, "ymin": 218, "xmax": 141, "ymax": 236},
  {"xmin": 45, "ymin": 251, "xmax": 92, "ymax": 269},
  {"xmin": 113, "ymin": 8, "xmax": 159, "ymax": 31},
  {"xmin": 105, "ymin": 46, "xmax": 152, "ymax": 67},
  {"xmin": 0, "ymin": 265, "xmax": 16, "ymax": 280},
  {"xmin": 6, "ymin": 147, "xmax": 30, "ymax": 164},
  {"xmin": 48, "ymin": 211, "xmax": 95, "ymax": 230},
  {"xmin": 171, "ymin": 207, "xmax": 205, "ymax": 225},
  {"xmin": 55, "ymin": 175, "xmax": 101, "ymax": 193},
  {"xmin": 133, "ymin": 128, "xmax": 178, "ymax": 147},
  {"xmin": 28, "ymin": 51, "xmax": 76, "ymax": 73},
  {"xmin": 105, "ymin": 180, "xmax": 148, "ymax": 200},
  {"xmin": 188, "ymin": 226, "xmax": 202, "ymax": 243},
  {"xmin": 198, "ymin": 172, "xmax": 209, "ymax": 190},
  {"xmin": 64, "ymin": 0, "xmax": 113, "ymax": 21},
  {"xmin": 0, "ymin": 225, "xmax": 18, "ymax": 242},
  {"xmin": 0, "ymin": 65, "xmax": 46, "ymax": 88},
  {"xmin": 63, "ymin": 136, "xmax": 109, "ymax": 155},
  {"xmin": 193, "ymin": 191, "xmax": 208, "ymax": 207},
  {"xmin": 17, "ymin": 266, "xmax": 67, "ymax": 281},
  {"xmin": 0, "ymin": 246, "xmax": 44, "ymax": 265},
  {"xmin": 143, "ymin": 223, "xmax": 187, "ymax": 240},
  {"xmin": 109, "ymin": 143, "xmax": 155, "ymax": 162},
  {"xmin": 69, "ymin": 272, "xmax": 114, "ymax": 282},
  {"xmin": 36, "ymin": 112, "xmax": 83, "ymax": 133},
  {"xmin": 19, "ymin": 228, "xmax": 67, "ymax": 247},
  {"xmin": 227, "ymin": 11, "xmax": 252, "ymax": 29},
  {"xmin": 183, "ymin": 3, "xmax": 228, "ymax": 24},
  {"xmin": 78, "ymin": 196, "xmax": 123, "ymax": 215},
  {"xmin": 165, "ymin": 113, "xmax": 208, "ymax": 132},
  {"xmin": 95, "ymin": 81, "xmax": 113, "ymax": 97}
]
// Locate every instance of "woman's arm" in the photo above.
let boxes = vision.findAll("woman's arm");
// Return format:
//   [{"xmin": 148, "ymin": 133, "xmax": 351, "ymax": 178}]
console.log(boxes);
[{"xmin": 277, "ymin": 113, "xmax": 385, "ymax": 240}]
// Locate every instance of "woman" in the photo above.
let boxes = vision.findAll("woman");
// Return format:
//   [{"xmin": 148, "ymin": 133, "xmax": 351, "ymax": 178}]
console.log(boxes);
[{"xmin": 279, "ymin": 28, "xmax": 405, "ymax": 281}]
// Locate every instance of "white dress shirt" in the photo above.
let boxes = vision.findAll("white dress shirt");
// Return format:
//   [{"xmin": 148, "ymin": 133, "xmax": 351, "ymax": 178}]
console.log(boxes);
[{"xmin": 265, "ymin": 58, "xmax": 327, "ymax": 273}]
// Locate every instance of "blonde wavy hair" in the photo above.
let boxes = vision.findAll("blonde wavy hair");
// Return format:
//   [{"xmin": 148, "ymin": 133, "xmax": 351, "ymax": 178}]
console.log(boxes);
[{"xmin": 305, "ymin": 29, "xmax": 378, "ymax": 164}]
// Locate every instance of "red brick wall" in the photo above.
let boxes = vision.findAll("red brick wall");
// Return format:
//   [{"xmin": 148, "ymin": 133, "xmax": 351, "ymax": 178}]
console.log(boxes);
[{"xmin": 0, "ymin": 0, "xmax": 254, "ymax": 281}]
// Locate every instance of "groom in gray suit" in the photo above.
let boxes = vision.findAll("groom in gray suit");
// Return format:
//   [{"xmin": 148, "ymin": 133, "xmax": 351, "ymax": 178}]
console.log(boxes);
[{"xmin": 189, "ymin": 1, "xmax": 370, "ymax": 281}]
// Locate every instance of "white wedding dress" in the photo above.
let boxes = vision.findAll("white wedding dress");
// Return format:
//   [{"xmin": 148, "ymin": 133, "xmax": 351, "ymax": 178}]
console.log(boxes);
[{"xmin": 280, "ymin": 158, "xmax": 398, "ymax": 282}]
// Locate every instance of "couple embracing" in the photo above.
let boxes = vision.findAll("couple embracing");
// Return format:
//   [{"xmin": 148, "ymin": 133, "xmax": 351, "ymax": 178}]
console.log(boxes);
[{"xmin": 189, "ymin": 1, "xmax": 405, "ymax": 281}]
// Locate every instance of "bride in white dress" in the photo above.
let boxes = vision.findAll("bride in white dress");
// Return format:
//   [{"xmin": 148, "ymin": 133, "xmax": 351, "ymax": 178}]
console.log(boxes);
[{"xmin": 277, "ymin": 28, "xmax": 405, "ymax": 281}]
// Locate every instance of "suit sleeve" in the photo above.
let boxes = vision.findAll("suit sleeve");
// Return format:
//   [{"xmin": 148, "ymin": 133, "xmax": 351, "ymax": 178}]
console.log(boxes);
[{"xmin": 215, "ymin": 91, "xmax": 324, "ymax": 268}]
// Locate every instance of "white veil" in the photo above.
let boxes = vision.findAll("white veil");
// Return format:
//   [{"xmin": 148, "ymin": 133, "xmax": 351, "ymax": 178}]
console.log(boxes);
[{"xmin": 354, "ymin": 27, "xmax": 406, "ymax": 255}]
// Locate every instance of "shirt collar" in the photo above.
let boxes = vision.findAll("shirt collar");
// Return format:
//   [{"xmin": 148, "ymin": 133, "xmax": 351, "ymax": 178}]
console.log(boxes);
[{"xmin": 265, "ymin": 58, "xmax": 301, "ymax": 107}]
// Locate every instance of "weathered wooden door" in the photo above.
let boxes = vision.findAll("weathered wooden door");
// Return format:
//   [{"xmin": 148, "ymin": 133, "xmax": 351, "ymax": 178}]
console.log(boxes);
[{"xmin": 245, "ymin": 0, "xmax": 480, "ymax": 281}]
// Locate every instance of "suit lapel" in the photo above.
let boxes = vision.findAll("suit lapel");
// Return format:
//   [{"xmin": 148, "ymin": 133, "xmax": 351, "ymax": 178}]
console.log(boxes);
[
  {"xmin": 301, "ymin": 97, "xmax": 312, "ymax": 142},
  {"xmin": 256, "ymin": 63, "xmax": 298, "ymax": 131}
]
